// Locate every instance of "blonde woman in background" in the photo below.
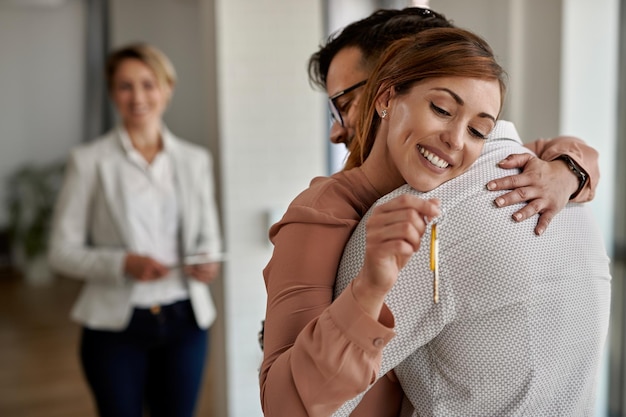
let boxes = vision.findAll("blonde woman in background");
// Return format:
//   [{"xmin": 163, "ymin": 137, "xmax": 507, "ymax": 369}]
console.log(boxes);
[{"xmin": 49, "ymin": 43, "xmax": 222, "ymax": 417}]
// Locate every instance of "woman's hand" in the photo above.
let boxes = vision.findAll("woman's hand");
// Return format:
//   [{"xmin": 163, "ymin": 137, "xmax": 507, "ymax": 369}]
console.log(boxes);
[
  {"xmin": 352, "ymin": 195, "xmax": 441, "ymax": 319},
  {"xmin": 184, "ymin": 262, "xmax": 221, "ymax": 283},
  {"xmin": 486, "ymin": 153, "xmax": 579, "ymax": 236},
  {"xmin": 124, "ymin": 253, "xmax": 169, "ymax": 281}
]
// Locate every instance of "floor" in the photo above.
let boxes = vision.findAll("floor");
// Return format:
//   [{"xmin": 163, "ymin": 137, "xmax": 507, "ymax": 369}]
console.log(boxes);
[{"xmin": 0, "ymin": 267, "xmax": 215, "ymax": 417}]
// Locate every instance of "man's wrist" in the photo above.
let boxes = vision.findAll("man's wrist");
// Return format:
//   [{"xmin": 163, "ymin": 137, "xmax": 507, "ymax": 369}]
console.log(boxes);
[{"xmin": 556, "ymin": 155, "xmax": 588, "ymax": 200}]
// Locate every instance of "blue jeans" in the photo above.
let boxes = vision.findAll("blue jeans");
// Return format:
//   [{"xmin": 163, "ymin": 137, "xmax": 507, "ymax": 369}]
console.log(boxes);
[{"xmin": 80, "ymin": 299, "xmax": 209, "ymax": 417}]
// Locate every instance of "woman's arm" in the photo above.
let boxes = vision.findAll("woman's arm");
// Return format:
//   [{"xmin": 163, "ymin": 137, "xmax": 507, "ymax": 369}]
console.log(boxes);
[
  {"xmin": 183, "ymin": 149, "xmax": 223, "ymax": 283},
  {"xmin": 486, "ymin": 136, "xmax": 598, "ymax": 235},
  {"xmin": 260, "ymin": 208, "xmax": 395, "ymax": 417},
  {"xmin": 260, "ymin": 193, "xmax": 440, "ymax": 416},
  {"xmin": 48, "ymin": 149, "xmax": 128, "ymax": 283},
  {"xmin": 191, "ymin": 149, "xmax": 223, "ymax": 256}
]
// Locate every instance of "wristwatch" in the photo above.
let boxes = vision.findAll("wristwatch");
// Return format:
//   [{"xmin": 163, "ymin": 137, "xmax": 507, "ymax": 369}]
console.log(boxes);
[{"xmin": 557, "ymin": 155, "xmax": 588, "ymax": 200}]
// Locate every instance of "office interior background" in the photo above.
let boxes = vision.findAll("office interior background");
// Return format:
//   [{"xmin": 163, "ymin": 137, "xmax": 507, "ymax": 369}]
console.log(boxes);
[{"xmin": 0, "ymin": 0, "xmax": 623, "ymax": 416}]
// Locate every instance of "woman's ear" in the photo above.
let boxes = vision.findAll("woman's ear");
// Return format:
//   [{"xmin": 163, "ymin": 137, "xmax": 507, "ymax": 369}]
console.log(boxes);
[
  {"xmin": 163, "ymin": 83, "xmax": 175, "ymax": 106},
  {"xmin": 375, "ymin": 87, "xmax": 393, "ymax": 116}
]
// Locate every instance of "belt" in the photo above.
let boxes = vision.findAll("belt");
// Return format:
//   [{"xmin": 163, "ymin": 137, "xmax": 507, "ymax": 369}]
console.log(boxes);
[{"xmin": 135, "ymin": 299, "xmax": 192, "ymax": 320}]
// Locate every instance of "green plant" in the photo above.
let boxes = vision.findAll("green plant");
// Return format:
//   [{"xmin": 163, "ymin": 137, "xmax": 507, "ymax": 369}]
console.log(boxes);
[{"xmin": 6, "ymin": 161, "xmax": 65, "ymax": 261}]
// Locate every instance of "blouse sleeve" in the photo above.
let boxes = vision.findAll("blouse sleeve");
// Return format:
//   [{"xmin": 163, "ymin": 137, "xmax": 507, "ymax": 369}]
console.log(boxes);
[
  {"xmin": 524, "ymin": 136, "xmax": 599, "ymax": 202},
  {"xmin": 260, "ymin": 205, "xmax": 395, "ymax": 417}
]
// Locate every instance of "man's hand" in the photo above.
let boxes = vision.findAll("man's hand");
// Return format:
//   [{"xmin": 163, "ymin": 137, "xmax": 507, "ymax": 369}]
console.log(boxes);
[{"xmin": 486, "ymin": 153, "xmax": 579, "ymax": 236}]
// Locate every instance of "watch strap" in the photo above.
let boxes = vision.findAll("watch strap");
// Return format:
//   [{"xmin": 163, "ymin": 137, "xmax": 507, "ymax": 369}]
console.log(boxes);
[{"xmin": 557, "ymin": 155, "xmax": 588, "ymax": 200}]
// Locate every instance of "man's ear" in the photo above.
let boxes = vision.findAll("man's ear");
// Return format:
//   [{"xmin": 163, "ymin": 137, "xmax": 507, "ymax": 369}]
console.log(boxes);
[{"xmin": 375, "ymin": 87, "xmax": 393, "ymax": 116}]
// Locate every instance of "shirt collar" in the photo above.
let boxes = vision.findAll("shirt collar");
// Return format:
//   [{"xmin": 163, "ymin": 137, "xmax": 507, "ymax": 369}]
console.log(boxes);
[{"xmin": 117, "ymin": 125, "xmax": 174, "ymax": 156}]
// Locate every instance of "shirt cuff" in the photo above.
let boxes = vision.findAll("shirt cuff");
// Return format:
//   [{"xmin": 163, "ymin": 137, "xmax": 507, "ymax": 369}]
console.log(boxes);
[{"xmin": 328, "ymin": 280, "xmax": 395, "ymax": 354}]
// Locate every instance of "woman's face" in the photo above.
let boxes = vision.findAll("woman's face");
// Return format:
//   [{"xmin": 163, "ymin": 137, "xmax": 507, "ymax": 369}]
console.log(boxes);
[
  {"xmin": 110, "ymin": 58, "xmax": 171, "ymax": 130},
  {"xmin": 382, "ymin": 76, "xmax": 501, "ymax": 192}
]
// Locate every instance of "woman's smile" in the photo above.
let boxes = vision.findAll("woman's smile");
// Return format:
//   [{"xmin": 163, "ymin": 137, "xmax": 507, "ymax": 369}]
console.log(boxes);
[{"xmin": 418, "ymin": 145, "xmax": 450, "ymax": 169}]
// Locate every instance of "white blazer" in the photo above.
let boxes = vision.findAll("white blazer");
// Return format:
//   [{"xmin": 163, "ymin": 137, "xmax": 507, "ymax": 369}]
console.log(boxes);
[{"xmin": 48, "ymin": 127, "xmax": 223, "ymax": 330}]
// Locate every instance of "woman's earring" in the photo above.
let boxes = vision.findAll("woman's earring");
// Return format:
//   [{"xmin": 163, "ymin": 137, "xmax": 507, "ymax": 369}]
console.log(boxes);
[{"xmin": 381, "ymin": 109, "xmax": 388, "ymax": 119}]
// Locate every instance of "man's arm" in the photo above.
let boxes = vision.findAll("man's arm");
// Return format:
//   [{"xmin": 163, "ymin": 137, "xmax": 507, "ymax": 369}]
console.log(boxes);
[{"xmin": 526, "ymin": 136, "xmax": 596, "ymax": 201}]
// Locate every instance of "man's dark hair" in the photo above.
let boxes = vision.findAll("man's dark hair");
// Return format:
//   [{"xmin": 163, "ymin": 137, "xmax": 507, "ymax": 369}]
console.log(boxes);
[{"xmin": 308, "ymin": 7, "xmax": 453, "ymax": 90}]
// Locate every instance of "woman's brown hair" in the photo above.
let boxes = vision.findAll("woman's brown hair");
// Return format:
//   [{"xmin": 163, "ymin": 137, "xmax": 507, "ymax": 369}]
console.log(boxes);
[{"xmin": 344, "ymin": 27, "xmax": 507, "ymax": 170}]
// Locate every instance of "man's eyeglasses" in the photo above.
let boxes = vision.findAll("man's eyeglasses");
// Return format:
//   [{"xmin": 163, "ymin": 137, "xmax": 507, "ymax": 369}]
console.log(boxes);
[
  {"xmin": 327, "ymin": 7, "xmax": 446, "ymax": 127},
  {"xmin": 328, "ymin": 79, "xmax": 367, "ymax": 127}
]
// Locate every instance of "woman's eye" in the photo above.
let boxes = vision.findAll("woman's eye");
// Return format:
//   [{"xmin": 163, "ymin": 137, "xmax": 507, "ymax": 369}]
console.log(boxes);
[
  {"xmin": 431, "ymin": 102, "xmax": 451, "ymax": 116},
  {"xmin": 469, "ymin": 127, "xmax": 488, "ymax": 140}
]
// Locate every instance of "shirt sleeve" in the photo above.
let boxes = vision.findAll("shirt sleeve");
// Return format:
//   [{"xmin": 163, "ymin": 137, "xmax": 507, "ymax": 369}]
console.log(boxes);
[
  {"xmin": 524, "ymin": 136, "xmax": 599, "ymax": 202},
  {"xmin": 260, "ymin": 205, "xmax": 395, "ymax": 417}
]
